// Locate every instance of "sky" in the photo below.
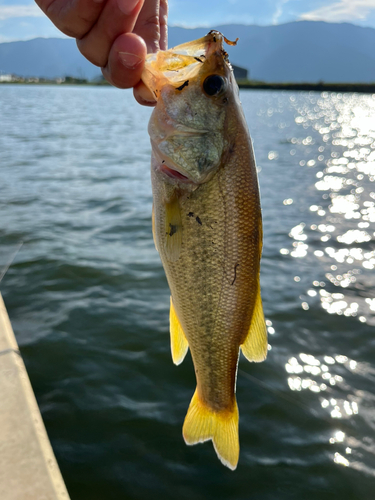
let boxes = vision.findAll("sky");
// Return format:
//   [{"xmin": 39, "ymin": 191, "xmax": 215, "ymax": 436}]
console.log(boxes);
[{"xmin": 1, "ymin": 0, "xmax": 375, "ymax": 42}]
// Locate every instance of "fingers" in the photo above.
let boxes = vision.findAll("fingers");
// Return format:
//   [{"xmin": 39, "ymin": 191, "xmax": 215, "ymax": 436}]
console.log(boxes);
[
  {"xmin": 133, "ymin": 81, "xmax": 157, "ymax": 106},
  {"xmin": 132, "ymin": 0, "xmax": 167, "ymax": 52},
  {"xmin": 77, "ymin": 0, "xmax": 144, "ymax": 67},
  {"xmin": 159, "ymin": 0, "xmax": 168, "ymax": 51},
  {"xmin": 102, "ymin": 32, "xmax": 147, "ymax": 89},
  {"xmin": 133, "ymin": 0, "xmax": 160, "ymax": 53},
  {"xmin": 131, "ymin": 0, "xmax": 167, "ymax": 105},
  {"xmin": 102, "ymin": 0, "xmax": 165, "ymax": 100},
  {"xmin": 101, "ymin": 31, "xmax": 157, "ymax": 104},
  {"xmin": 37, "ymin": 0, "xmax": 168, "ymax": 101},
  {"xmin": 35, "ymin": 0, "xmax": 107, "ymax": 38}
]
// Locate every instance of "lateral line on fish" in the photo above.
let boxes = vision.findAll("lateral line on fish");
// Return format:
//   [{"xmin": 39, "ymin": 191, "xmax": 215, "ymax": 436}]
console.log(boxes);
[
  {"xmin": 210, "ymin": 174, "xmax": 227, "ymax": 350},
  {"xmin": 216, "ymin": 173, "xmax": 237, "ymax": 288},
  {"xmin": 0, "ymin": 241, "xmax": 23, "ymax": 284}
]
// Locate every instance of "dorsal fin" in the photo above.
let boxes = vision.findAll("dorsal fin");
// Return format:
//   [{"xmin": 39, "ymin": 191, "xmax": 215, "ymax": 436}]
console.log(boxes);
[
  {"xmin": 164, "ymin": 199, "xmax": 182, "ymax": 262},
  {"xmin": 240, "ymin": 285, "xmax": 268, "ymax": 362},
  {"xmin": 170, "ymin": 297, "xmax": 189, "ymax": 365}
]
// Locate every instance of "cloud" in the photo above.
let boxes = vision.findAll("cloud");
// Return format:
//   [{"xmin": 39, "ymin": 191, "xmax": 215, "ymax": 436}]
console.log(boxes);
[
  {"xmin": 272, "ymin": 0, "xmax": 291, "ymax": 25},
  {"xmin": 300, "ymin": 0, "xmax": 375, "ymax": 23},
  {"xmin": 0, "ymin": 5, "xmax": 44, "ymax": 21}
]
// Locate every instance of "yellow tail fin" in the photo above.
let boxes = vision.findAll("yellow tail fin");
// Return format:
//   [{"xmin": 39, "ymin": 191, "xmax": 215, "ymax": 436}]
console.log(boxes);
[{"xmin": 182, "ymin": 389, "xmax": 239, "ymax": 470}]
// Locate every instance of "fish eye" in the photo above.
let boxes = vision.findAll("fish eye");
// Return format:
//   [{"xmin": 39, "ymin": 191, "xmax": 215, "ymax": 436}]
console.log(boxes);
[{"xmin": 203, "ymin": 75, "xmax": 225, "ymax": 96}]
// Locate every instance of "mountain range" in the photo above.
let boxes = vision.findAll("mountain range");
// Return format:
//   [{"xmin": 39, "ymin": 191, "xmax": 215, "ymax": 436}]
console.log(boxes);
[{"xmin": 1, "ymin": 21, "xmax": 375, "ymax": 83}]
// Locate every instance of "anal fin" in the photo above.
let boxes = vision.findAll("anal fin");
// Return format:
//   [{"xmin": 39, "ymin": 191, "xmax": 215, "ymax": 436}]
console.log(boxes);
[
  {"xmin": 183, "ymin": 389, "xmax": 239, "ymax": 471},
  {"xmin": 170, "ymin": 297, "xmax": 189, "ymax": 365},
  {"xmin": 241, "ymin": 285, "xmax": 268, "ymax": 362}
]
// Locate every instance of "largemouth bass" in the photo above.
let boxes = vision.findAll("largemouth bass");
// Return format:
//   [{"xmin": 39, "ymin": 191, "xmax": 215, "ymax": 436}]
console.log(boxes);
[{"xmin": 142, "ymin": 31, "xmax": 267, "ymax": 470}]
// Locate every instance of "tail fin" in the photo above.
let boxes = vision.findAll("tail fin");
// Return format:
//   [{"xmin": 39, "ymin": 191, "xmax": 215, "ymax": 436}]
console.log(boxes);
[{"xmin": 182, "ymin": 389, "xmax": 239, "ymax": 470}]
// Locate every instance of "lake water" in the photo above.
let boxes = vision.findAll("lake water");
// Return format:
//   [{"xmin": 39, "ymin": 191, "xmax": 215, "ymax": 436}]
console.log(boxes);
[{"xmin": 1, "ymin": 85, "xmax": 375, "ymax": 499}]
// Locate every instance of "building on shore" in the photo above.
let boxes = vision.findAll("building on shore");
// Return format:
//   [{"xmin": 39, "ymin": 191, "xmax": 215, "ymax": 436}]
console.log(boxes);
[
  {"xmin": 0, "ymin": 74, "xmax": 13, "ymax": 82},
  {"xmin": 232, "ymin": 64, "xmax": 248, "ymax": 81}
]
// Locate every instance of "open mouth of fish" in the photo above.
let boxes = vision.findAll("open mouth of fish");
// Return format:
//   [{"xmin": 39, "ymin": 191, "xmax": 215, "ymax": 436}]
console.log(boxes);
[
  {"xmin": 151, "ymin": 142, "xmax": 194, "ymax": 184},
  {"xmin": 160, "ymin": 163, "xmax": 190, "ymax": 181}
]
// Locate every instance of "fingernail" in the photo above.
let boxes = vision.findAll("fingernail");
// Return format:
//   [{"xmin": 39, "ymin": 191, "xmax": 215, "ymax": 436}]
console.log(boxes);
[
  {"xmin": 117, "ymin": 0, "xmax": 140, "ymax": 15},
  {"xmin": 118, "ymin": 51, "xmax": 143, "ymax": 69}
]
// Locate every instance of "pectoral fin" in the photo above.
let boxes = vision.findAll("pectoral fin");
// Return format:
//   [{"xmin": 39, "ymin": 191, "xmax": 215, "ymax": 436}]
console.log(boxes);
[
  {"xmin": 241, "ymin": 286, "xmax": 268, "ymax": 362},
  {"xmin": 170, "ymin": 297, "xmax": 189, "ymax": 365},
  {"xmin": 164, "ymin": 200, "xmax": 182, "ymax": 262}
]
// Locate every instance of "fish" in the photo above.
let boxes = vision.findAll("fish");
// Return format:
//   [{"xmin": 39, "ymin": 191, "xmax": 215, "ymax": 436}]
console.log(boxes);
[{"xmin": 141, "ymin": 31, "xmax": 267, "ymax": 471}]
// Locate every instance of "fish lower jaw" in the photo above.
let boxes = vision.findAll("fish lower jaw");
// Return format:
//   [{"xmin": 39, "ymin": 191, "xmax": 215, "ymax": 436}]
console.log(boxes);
[
  {"xmin": 160, "ymin": 163, "xmax": 191, "ymax": 182},
  {"xmin": 153, "ymin": 157, "xmax": 198, "ymax": 185}
]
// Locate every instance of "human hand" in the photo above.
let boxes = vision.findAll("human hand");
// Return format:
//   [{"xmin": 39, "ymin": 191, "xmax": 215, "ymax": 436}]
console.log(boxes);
[{"xmin": 35, "ymin": 0, "xmax": 168, "ymax": 105}]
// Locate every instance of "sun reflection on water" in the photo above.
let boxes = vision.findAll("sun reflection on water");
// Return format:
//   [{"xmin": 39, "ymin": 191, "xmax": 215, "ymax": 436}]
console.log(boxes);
[
  {"xmin": 285, "ymin": 351, "xmax": 363, "ymax": 469},
  {"xmin": 280, "ymin": 92, "xmax": 375, "ymax": 326},
  {"xmin": 278, "ymin": 92, "xmax": 375, "ymax": 473}
]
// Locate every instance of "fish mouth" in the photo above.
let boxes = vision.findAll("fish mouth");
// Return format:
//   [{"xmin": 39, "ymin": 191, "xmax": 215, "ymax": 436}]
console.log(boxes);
[
  {"xmin": 151, "ymin": 141, "xmax": 195, "ymax": 184},
  {"xmin": 160, "ymin": 163, "xmax": 190, "ymax": 181}
]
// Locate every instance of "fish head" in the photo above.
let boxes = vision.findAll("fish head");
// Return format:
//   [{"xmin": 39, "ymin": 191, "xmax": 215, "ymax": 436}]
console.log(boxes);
[{"xmin": 142, "ymin": 31, "xmax": 240, "ymax": 185}]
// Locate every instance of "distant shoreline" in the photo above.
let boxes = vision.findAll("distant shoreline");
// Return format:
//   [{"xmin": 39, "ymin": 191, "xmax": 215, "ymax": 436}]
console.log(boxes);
[
  {"xmin": 237, "ymin": 81, "xmax": 375, "ymax": 93},
  {"xmin": 1, "ymin": 79, "xmax": 375, "ymax": 94}
]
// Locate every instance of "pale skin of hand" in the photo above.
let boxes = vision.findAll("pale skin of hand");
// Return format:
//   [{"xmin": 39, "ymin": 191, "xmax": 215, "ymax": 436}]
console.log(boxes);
[{"xmin": 34, "ymin": 0, "xmax": 168, "ymax": 105}]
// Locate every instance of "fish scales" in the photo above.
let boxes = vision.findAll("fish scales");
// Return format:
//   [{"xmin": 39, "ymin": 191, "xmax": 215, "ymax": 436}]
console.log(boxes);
[
  {"xmin": 152, "ymin": 136, "xmax": 261, "ymax": 410},
  {"xmin": 143, "ymin": 31, "xmax": 267, "ymax": 470}
]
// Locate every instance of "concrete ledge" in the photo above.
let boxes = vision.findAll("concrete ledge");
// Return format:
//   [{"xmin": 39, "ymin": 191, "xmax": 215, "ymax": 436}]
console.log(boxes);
[{"xmin": 0, "ymin": 293, "xmax": 70, "ymax": 500}]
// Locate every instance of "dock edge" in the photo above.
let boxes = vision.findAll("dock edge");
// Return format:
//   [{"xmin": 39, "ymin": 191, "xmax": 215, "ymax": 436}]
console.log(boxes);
[{"xmin": 0, "ymin": 293, "xmax": 70, "ymax": 500}]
